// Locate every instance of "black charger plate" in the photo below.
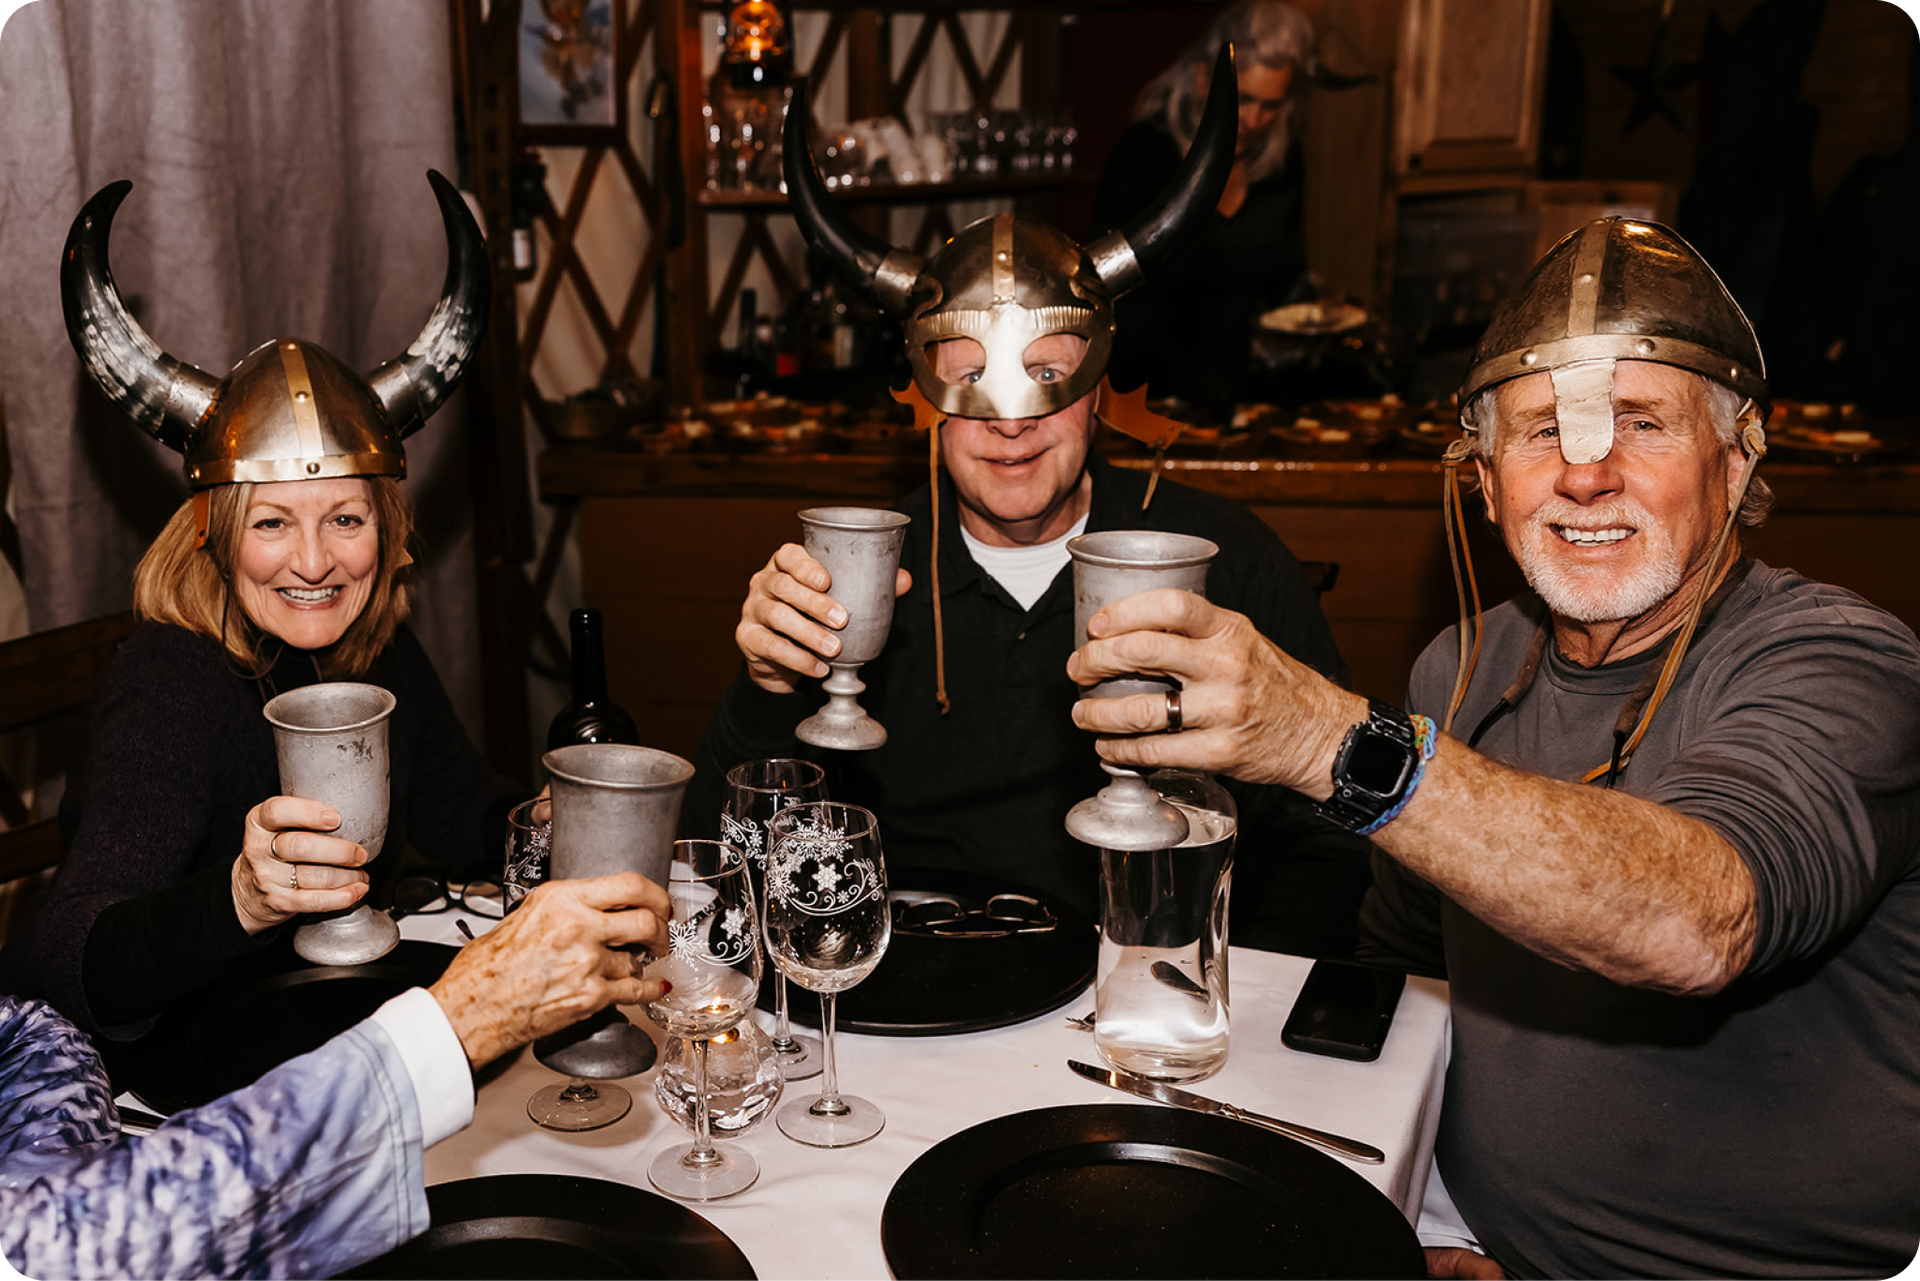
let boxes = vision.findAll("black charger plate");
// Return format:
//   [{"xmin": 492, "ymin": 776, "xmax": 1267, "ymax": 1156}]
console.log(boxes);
[
  {"xmin": 340, "ymin": 1174, "xmax": 756, "ymax": 1279},
  {"xmin": 881, "ymin": 1104, "xmax": 1425, "ymax": 1279},
  {"xmin": 766, "ymin": 868, "xmax": 1096, "ymax": 1035},
  {"xmin": 103, "ymin": 939, "xmax": 457, "ymax": 1116}
]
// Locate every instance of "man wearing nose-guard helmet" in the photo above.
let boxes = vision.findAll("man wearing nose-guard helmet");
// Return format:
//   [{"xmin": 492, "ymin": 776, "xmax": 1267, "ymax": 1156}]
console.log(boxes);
[
  {"xmin": 689, "ymin": 48, "xmax": 1376, "ymax": 957},
  {"xmin": 1069, "ymin": 217, "xmax": 1920, "ymax": 1277}
]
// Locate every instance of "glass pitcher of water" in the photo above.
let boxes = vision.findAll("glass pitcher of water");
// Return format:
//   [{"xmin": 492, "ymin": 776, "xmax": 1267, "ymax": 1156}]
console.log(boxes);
[{"xmin": 1092, "ymin": 769, "xmax": 1236, "ymax": 1083}]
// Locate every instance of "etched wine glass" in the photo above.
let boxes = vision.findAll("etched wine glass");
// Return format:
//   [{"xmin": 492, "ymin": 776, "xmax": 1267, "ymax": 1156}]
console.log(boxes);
[
  {"xmin": 723, "ymin": 758, "xmax": 827, "ymax": 1079},
  {"xmin": 763, "ymin": 801, "xmax": 891, "ymax": 1147},
  {"xmin": 644, "ymin": 840, "xmax": 764, "ymax": 1200}
]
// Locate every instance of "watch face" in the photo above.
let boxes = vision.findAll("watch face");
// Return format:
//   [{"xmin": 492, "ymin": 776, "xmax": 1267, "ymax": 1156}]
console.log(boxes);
[{"xmin": 1347, "ymin": 733, "xmax": 1415, "ymax": 797}]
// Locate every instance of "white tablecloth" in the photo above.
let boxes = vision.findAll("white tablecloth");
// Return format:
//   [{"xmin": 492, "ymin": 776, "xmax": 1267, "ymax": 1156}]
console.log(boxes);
[{"xmin": 408, "ymin": 911, "xmax": 1450, "ymax": 1280}]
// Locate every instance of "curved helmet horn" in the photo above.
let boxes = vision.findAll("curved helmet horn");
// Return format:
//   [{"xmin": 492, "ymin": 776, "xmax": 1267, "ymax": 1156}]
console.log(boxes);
[
  {"xmin": 62, "ymin": 171, "xmax": 489, "ymax": 489},
  {"xmin": 368, "ymin": 169, "xmax": 491, "ymax": 438},
  {"xmin": 781, "ymin": 77, "xmax": 925, "ymax": 312},
  {"xmin": 1083, "ymin": 41, "xmax": 1239, "ymax": 298},
  {"xmin": 61, "ymin": 181, "xmax": 222, "ymax": 454}
]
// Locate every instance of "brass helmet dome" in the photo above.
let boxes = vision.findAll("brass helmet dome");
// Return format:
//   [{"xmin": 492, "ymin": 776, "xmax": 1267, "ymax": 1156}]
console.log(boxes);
[
  {"xmin": 782, "ymin": 46, "xmax": 1240, "ymax": 419},
  {"xmin": 61, "ymin": 170, "xmax": 490, "ymax": 489},
  {"xmin": 1458, "ymin": 217, "xmax": 1768, "ymax": 464}
]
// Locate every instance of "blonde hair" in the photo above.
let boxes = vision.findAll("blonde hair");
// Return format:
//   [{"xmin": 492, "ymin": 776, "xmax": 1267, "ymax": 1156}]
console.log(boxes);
[{"xmin": 133, "ymin": 477, "xmax": 415, "ymax": 678}]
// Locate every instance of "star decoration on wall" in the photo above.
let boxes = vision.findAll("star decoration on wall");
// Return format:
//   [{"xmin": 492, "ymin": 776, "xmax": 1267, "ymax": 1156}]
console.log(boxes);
[{"xmin": 1611, "ymin": 12, "xmax": 1701, "ymax": 136}]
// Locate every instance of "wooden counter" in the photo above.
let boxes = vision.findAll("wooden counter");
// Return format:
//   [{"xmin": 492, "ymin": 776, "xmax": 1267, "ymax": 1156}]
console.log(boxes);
[{"xmin": 539, "ymin": 446, "xmax": 1920, "ymax": 762}]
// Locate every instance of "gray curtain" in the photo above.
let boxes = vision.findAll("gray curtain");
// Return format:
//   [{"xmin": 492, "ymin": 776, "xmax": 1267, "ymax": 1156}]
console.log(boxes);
[{"xmin": 0, "ymin": 0, "xmax": 484, "ymax": 732}]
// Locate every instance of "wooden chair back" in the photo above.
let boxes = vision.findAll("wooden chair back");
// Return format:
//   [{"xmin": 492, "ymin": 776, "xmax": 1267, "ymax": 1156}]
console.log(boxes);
[{"xmin": 0, "ymin": 612, "xmax": 138, "ymax": 887}]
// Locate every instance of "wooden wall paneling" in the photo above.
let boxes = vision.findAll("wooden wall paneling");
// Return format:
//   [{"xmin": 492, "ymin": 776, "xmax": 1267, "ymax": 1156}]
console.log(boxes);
[
  {"xmin": 1394, "ymin": 0, "xmax": 1550, "ymax": 179},
  {"xmin": 449, "ymin": 0, "xmax": 536, "ymax": 776}
]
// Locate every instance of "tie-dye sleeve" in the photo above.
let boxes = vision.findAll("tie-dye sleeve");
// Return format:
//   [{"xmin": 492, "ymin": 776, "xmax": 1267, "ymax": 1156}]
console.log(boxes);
[{"xmin": 0, "ymin": 1000, "xmax": 431, "ymax": 1280}]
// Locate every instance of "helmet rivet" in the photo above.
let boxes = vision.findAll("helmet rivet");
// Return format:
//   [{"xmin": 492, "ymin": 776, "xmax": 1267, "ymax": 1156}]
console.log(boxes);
[
  {"xmin": 1637, "ymin": 339, "xmax": 1656, "ymax": 355},
  {"xmin": 306, "ymin": 462, "xmax": 321, "ymax": 475},
  {"xmin": 1579, "ymin": 273, "xmax": 1594, "ymax": 284},
  {"xmin": 294, "ymin": 391, "xmax": 308, "ymax": 403},
  {"xmin": 284, "ymin": 342, "xmax": 297, "ymax": 351},
  {"xmin": 1522, "ymin": 351, "xmax": 1538, "ymax": 365}
]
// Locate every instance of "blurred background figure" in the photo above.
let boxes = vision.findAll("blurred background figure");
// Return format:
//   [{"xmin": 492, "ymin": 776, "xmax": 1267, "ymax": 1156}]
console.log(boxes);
[{"xmin": 1092, "ymin": 0, "xmax": 1316, "ymax": 420}]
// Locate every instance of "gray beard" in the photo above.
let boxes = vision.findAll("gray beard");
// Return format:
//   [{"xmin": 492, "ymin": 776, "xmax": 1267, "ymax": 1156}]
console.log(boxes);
[{"xmin": 1516, "ymin": 524, "xmax": 1683, "ymax": 624}]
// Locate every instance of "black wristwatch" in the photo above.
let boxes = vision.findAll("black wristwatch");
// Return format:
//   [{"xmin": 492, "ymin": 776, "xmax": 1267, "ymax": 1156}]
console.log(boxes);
[{"xmin": 1316, "ymin": 699, "xmax": 1422, "ymax": 833}]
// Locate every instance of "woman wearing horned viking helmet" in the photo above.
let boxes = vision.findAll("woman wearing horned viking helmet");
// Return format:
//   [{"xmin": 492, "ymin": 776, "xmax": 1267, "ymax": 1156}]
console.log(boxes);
[{"xmin": 0, "ymin": 173, "xmax": 526, "ymax": 1040}]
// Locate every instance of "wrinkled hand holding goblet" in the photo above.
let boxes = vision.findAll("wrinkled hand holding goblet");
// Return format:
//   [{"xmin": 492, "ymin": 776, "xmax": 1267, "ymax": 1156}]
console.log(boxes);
[
  {"xmin": 526, "ymin": 743, "xmax": 695, "ymax": 1133},
  {"xmin": 644, "ymin": 839, "xmax": 765, "ymax": 1200},
  {"xmin": 723, "ymin": 758, "xmax": 828, "ymax": 1079},
  {"xmin": 262, "ymin": 683, "xmax": 399, "ymax": 967},
  {"xmin": 1063, "ymin": 531, "xmax": 1218, "ymax": 852},
  {"xmin": 794, "ymin": 506, "xmax": 910, "ymax": 751},
  {"xmin": 764, "ymin": 801, "xmax": 892, "ymax": 1147}
]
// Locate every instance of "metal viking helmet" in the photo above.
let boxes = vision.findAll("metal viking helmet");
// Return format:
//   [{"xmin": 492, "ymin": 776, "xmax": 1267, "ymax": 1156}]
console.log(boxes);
[
  {"xmin": 1457, "ymin": 217, "xmax": 1768, "ymax": 464},
  {"xmin": 62, "ymin": 170, "xmax": 489, "ymax": 489},
  {"xmin": 783, "ymin": 46, "xmax": 1239, "ymax": 420}
]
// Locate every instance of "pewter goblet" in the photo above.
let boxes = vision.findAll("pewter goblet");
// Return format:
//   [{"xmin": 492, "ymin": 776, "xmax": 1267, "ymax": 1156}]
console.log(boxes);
[
  {"xmin": 527, "ymin": 743, "xmax": 695, "ymax": 1132},
  {"xmin": 1064, "ymin": 531, "xmax": 1218, "ymax": 852},
  {"xmin": 794, "ymin": 506, "xmax": 910, "ymax": 751},
  {"xmin": 262, "ymin": 683, "xmax": 399, "ymax": 967}
]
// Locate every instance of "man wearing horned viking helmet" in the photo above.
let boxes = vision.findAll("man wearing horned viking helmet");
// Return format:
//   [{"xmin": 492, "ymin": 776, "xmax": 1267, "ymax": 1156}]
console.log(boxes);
[
  {"xmin": 3, "ymin": 173, "xmax": 542, "ymax": 1046},
  {"xmin": 1071, "ymin": 218, "xmax": 1920, "ymax": 1276},
  {"xmin": 689, "ymin": 49, "xmax": 1375, "ymax": 955}
]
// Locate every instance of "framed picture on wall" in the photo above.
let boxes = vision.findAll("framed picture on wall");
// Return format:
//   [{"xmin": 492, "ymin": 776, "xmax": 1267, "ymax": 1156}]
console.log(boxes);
[{"xmin": 518, "ymin": 0, "xmax": 622, "ymax": 140}]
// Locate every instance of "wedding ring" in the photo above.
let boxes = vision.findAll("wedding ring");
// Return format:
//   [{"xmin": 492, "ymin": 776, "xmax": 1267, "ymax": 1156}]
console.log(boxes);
[
  {"xmin": 270, "ymin": 831, "xmax": 283, "ymax": 860},
  {"xmin": 1165, "ymin": 689, "xmax": 1183, "ymax": 734}
]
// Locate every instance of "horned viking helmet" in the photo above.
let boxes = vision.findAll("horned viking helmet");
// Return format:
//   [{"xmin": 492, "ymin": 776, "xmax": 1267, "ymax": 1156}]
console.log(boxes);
[
  {"xmin": 61, "ymin": 170, "xmax": 489, "ymax": 489},
  {"xmin": 1458, "ymin": 217, "xmax": 1768, "ymax": 464},
  {"xmin": 783, "ymin": 46, "xmax": 1239, "ymax": 420}
]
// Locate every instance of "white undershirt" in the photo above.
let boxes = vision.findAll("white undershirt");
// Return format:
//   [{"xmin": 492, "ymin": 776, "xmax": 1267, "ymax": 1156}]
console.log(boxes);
[{"xmin": 959, "ymin": 515, "xmax": 1089, "ymax": 610}]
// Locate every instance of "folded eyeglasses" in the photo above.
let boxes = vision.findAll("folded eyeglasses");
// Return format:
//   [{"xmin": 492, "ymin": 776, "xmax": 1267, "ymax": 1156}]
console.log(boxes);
[{"xmin": 889, "ymin": 891, "xmax": 1058, "ymax": 938}]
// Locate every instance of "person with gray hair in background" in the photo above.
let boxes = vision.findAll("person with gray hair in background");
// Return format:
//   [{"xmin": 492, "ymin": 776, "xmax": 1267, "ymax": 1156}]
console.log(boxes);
[{"xmin": 1091, "ymin": 0, "xmax": 1316, "ymax": 417}]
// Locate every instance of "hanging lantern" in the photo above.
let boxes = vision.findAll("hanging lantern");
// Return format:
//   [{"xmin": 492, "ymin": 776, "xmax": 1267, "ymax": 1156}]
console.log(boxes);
[{"xmin": 725, "ymin": 0, "xmax": 789, "ymax": 74}]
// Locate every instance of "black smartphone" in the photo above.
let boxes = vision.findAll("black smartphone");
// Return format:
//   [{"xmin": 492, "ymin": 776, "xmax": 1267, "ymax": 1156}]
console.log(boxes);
[{"xmin": 1280, "ymin": 959, "xmax": 1406, "ymax": 1062}]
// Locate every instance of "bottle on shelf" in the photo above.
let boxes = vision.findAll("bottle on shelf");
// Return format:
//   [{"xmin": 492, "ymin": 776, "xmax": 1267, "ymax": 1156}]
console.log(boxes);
[{"xmin": 547, "ymin": 607, "xmax": 640, "ymax": 750}]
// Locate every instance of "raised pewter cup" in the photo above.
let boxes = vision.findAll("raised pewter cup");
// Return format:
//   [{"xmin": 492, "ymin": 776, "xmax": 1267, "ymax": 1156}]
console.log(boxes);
[
  {"xmin": 536, "ymin": 743, "xmax": 697, "ymax": 1078},
  {"xmin": 794, "ymin": 506, "xmax": 911, "ymax": 751},
  {"xmin": 263, "ymin": 683, "xmax": 400, "ymax": 967},
  {"xmin": 1063, "ymin": 531, "xmax": 1218, "ymax": 852}
]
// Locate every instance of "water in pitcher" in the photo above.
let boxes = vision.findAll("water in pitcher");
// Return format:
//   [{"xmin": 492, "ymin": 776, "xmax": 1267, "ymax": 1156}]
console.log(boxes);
[{"xmin": 1094, "ymin": 798, "xmax": 1236, "ymax": 1083}]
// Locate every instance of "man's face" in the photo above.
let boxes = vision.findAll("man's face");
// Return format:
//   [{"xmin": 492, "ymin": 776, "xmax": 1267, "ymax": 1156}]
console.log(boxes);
[
  {"xmin": 932, "ymin": 333, "xmax": 1098, "ymax": 547},
  {"xmin": 1477, "ymin": 361, "xmax": 1746, "ymax": 626}
]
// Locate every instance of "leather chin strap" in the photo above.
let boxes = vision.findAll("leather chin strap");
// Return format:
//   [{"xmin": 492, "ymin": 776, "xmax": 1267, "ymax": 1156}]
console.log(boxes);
[{"xmin": 1439, "ymin": 414, "xmax": 1769, "ymax": 785}]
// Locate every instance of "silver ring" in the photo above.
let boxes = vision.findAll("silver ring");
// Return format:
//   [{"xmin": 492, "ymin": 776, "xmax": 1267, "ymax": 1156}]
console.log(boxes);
[
  {"xmin": 290, "ymin": 866, "xmax": 300, "ymax": 891},
  {"xmin": 270, "ymin": 831, "xmax": 282, "ymax": 860},
  {"xmin": 1165, "ymin": 688, "xmax": 1183, "ymax": 734}
]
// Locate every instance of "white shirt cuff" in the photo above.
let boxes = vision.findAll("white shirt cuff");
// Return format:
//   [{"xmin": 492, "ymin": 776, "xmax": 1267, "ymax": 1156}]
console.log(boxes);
[
  {"xmin": 368, "ymin": 986, "xmax": 475, "ymax": 1149},
  {"xmin": 1414, "ymin": 1154, "xmax": 1485, "ymax": 1254}
]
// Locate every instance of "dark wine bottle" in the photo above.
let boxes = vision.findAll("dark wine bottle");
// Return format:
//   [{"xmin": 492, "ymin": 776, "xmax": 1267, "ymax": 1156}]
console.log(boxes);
[{"xmin": 547, "ymin": 607, "xmax": 640, "ymax": 750}]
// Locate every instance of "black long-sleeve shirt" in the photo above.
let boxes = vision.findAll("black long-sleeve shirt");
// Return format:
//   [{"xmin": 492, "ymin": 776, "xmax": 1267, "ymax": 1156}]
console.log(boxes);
[
  {"xmin": 691, "ymin": 453, "xmax": 1375, "ymax": 954},
  {"xmin": 4, "ymin": 622, "xmax": 521, "ymax": 1038}
]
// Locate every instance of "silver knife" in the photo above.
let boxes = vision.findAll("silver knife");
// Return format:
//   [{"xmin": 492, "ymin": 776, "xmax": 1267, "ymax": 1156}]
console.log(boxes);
[{"xmin": 1067, "ymin": 1059, "xmax": 1384, "ymax": 1164}]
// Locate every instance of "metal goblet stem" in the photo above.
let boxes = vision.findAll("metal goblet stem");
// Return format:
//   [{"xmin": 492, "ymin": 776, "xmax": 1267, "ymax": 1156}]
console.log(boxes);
[
  {"xmin": 262, "ymin": 683, "xmax": 399, "ymax": 967},
  {"xmin": 1064, "ymin": 531, "xmax": 1219, "ymax": 853},
  {"xmin": 794, "ymin": 506, "xmax": 910, "ymax": 752},
  {"xmin": 534, "ymin": 743, "xmax": 696, "ymax": 1084}
]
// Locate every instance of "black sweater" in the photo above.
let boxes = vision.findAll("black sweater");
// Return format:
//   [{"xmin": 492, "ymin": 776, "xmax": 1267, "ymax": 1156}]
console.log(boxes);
[
  {"xmin": 5, "ymin": 622, "xmax": 520, "ymax": 1038},
  {"xmin": 690, "ymin": 454, "xmax": 1376, "ymax": 954}
]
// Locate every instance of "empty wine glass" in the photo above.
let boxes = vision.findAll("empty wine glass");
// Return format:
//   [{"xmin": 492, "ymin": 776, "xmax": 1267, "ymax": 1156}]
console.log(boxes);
[
  {"xmin": 763, "ymin": 801, "xmax": 891, "ymax": 1147},
  {"xmin": 503, "ymin": 796, "xmax": 551, "ymax": 914},
  {"xmin": 644, "ymin": 840, "xmax": 764, "ymax": 1200},
  {"xmin": 723, "ymin": 758, "xmax": 828, "ymax": 1079}
]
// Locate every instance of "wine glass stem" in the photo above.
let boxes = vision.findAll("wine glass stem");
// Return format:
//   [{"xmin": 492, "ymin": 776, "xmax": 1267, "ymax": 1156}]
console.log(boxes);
[
  {"xmin": 686, "ymin": 1036, "xmax": 723, "ymax": 1169},
  {"xmin": 773, "ymin": 974, "xmax": 796, "ymax": 1043},
  {"xmin": 810, "ymin": 992, "xmax": 851, "ymax": 1117}
]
